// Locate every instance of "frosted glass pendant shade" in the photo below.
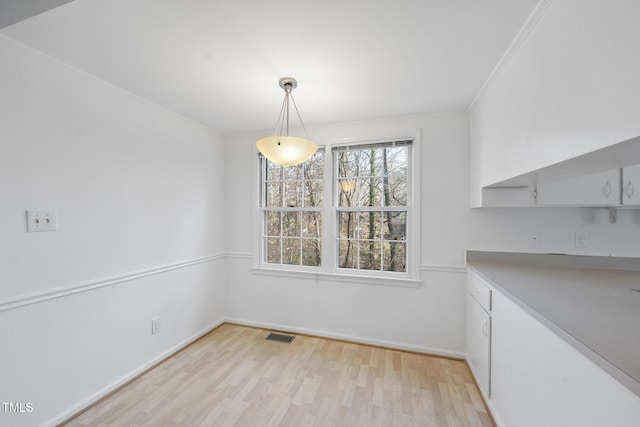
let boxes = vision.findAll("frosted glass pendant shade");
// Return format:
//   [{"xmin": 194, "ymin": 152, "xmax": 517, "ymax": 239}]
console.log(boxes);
[
  {"xmin": 256, "ymin": 77, "xmax": 317, "ymax": 166},
  {"xmin": 256, "ymin": 135, "xmax": 318, "ymax": 166}
]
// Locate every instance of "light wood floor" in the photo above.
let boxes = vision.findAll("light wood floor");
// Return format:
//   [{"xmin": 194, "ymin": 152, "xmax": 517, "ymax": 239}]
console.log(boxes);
[{"xmin": 62, "ymin": 324, "xmax": 494, "ymax": 427}]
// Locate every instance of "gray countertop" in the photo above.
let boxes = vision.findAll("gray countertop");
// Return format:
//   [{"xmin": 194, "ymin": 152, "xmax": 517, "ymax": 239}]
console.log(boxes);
[{"xmin": 466, "ymin": 251, "xmax": 640, "ymax": 398}]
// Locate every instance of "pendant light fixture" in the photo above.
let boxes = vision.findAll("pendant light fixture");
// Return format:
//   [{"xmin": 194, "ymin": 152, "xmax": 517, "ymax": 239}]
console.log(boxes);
[{"xmin": 256, "ymin": 77, "xmax": 318, "ymax": 166}]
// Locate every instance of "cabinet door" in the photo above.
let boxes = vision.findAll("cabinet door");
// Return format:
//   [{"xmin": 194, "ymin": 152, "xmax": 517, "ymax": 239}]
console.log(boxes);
[
  {"xmin": 621, "ymin": 164, "xmax": 640, "ymax": 206},
  {"xmin": 467, "ymin": 294, "xmax": 491, "ymax": 398},
  {"xmin": 536, "ymin": 169, "xmax": 620, "ymax": 206}
]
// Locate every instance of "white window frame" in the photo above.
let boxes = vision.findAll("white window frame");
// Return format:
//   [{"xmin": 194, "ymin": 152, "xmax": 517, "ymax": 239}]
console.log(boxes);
[
  {"xmin": 255, "ymin": 148, "xmax": 325, "ymax": 273},
  {"xmin": 331, "ymin": 140, "xmax": 414, "ymax": 279},
  {"xmin": 252, "ymin": 131, "xmax": 421, "ymax": 287}
]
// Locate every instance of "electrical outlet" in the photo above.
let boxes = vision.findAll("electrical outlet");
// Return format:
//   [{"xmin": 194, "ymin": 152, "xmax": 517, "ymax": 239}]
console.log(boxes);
[
  {"xmin": 151, "ymin": 317, "xmax": 161, "ymax": 335},
  {"xmin": 26, "ymin": 210, "xmax": 57, "ymax": 232},
  {"xmin": 575, "ymin": 232, "xmax": 589, "ymax": 248}
]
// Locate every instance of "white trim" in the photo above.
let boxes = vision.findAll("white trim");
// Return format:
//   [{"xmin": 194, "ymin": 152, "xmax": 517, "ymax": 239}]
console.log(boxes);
[
  {"xmin": 250, "ymin": 266, "xmax": 422, "ymax": 288},
  {"xmin": 0, "ymin": 254, "xmax": 225, "ymax": 312},
  {"xmin": 466, "ymin": 354, "xmax": 505, "ymax": 427},
  {"xmin": 330, "ymin": 137, "xmax": 414, "ymax": 151},
  {"xmin": 317, "ymin": 272, "xmax": 421, "ymax": 288},
  {"xmin": 249, "ymin": 259, "xmax": 466, "ymax": 283},
  {"xmin": 468, "ymin": 0, "xmax": 554, "ymax": 111},
  {"xmin": 226, "ymin": 317, "xmax": 465, "ymax": 359},
  {"xmin": 409, "ymin": 129, "xmax": 422, "ymax": 280},
  {"xmin": 420, "ymin": 264, "xmax": 467, "ymax": 274},
  {"xmin": 324, "ymin": 133, "xmax": 418, "ymax": 148},
  {"xmin": 329, "ymin": 133, "xmax": 421, "ymax": 280},
  {"xmin": 45, "ymin": 318, "xmax": 226, "ymax": 427},
  {"xmin": 250, "ymin": 266, "xmax": 321, "ymax": 281},
  {"xmin": 252, "ymin": 152, "xmax": 262, "ymax": 268},
  {"xmin": 226, "ymin": 252, "xmax": 252, "ymax": 259}
]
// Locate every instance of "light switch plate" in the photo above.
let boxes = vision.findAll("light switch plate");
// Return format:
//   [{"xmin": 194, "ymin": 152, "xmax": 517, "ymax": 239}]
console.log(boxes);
[
  {"xmin": 151, "ymin": 317, "xmax": 161, "ymax": 335},
  {"xmin": 26, "ymin": 210, "xmax": 57, "ymax": 232}
]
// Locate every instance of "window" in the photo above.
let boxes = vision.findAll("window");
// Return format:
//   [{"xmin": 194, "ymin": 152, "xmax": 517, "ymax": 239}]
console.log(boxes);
[
  {"xmin": 258, "ymin": 138, "xmax": 416, "ymax": 281},
  {"xmin": 259, "ymin": 150, "xmax": 324, "ymax": 267},
  {"xmin": 334, "ymin": 141, "xmax": 410, "ymax": 273}
]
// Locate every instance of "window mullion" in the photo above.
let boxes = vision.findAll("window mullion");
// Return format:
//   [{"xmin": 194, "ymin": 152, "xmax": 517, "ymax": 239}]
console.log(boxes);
[{"xmin": 323, "ymin": 148, "xmax": 335, "ymax": 273}]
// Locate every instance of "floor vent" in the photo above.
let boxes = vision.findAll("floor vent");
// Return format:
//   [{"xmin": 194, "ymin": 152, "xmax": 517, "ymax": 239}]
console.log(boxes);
[{"xmin": 265, "ymin": 332, "xmax": 295, "ymax": 344}]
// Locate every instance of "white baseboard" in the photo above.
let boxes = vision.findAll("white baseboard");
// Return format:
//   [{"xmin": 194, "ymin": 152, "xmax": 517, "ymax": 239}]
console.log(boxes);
[
  {"xmin": 46, "ymin": 317, "xmax": 465, "ymax": 426},
  {"xmin": 485, "ymin": 398, "xmax": 504, "ymax": 427},
  {"xmin": 226, "ymin": 317, "xmax": 466, "ymax": 359},
  {"xmin": 465, "ymin": 355, "xmax": 503, "ymax": 427},
  {"xmin": 45, "ymin": 318, "xmax": 226, "ymax": 427}
]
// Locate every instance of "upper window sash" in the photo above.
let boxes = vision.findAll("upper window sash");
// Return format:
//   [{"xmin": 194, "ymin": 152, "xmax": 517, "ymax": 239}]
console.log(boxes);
[
  {"xmin": 333, "ymin": 140, "xmax": 412, "ymax": 209},
  {"xmin": 259, "ymin": 150, "xmax": 324, "ymax": 209}
]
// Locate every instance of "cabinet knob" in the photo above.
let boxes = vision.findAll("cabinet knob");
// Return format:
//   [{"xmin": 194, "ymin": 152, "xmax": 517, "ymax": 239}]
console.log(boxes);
[
  {"xmin": 624, "ymin": 180, "xmax": 634, "ymax": 199},
  {"xmin": 602, "ymin": 180, "xmax": 612, "ymax": 198}
]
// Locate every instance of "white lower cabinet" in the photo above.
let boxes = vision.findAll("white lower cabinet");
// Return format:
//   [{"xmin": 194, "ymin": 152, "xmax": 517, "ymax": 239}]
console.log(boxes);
[
  {"xmin": 466, "ymin": 273, "xmax": 492, "ymax": 398},
  {"xmin": 467, "ymin": 269, "xmax": 640, "ymax": 427},
  {"xmin": 467, "ymin": 293, "xmax": 491, "ymax": 397}
]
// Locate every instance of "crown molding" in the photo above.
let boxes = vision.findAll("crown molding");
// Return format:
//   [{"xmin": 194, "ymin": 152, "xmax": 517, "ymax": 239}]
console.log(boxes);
[{"xmin": 468, "ymin": 0, "xmax": 554, "ymax": 111}]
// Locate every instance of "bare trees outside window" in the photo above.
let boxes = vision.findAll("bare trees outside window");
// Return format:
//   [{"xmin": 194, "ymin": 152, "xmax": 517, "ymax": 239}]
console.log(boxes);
[
  {"xmin": 335, "ymin": 141, "xmax": 410, "ymax": 273},
  {"xmin": 261, "ymin": 151, "xmax": 323, "ymax": 267},
  {"xmin": 259, "ymin": 140, "xmax": 412, "ymax": 276}
]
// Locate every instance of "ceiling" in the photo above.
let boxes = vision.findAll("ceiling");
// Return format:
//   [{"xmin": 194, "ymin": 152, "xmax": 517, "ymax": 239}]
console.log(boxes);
[{"xmin": 0, "ymin": 0, "xmax": 539, "ymax": 135}]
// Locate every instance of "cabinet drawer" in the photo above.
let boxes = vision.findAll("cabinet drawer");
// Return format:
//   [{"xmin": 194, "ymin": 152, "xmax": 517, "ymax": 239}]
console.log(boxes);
[{"xmin": 468, "ymin": 273, "xmax": 492, "ymax": 312}]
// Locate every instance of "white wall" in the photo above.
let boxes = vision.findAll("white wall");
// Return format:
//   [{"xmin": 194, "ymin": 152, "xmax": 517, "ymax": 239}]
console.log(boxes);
[
  {"xmin": 470, "ymin": 0, "xmax": 640, "ymax": 205},
  {"xmin": 225, "ymin": 113, "xmax": 471, "ymax": 357},
  {"xmin": 0, "ymin": 36, "xmax": 227, "ymax": 427},
  {"xmin": 225, "ymin": 111, "xmax": 640, "ymax": 364},
  {"xmin": 5, "ymin": 1, "xmax": 640, "ymax": 422}
]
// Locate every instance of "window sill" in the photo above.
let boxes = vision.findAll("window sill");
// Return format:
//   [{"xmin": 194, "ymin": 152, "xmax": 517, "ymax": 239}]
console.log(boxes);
[{"xmin": 250, "ymin": 266, "xmax": 422, "ymax": 288}]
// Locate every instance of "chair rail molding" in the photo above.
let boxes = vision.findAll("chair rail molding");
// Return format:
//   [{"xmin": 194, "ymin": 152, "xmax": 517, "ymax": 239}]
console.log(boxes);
[
  {"xmin": 420, "ymin": 263, "xmax": 467, "ymax": 274},
  {"xmin": 0, "ymin": 253, "xmax": 225, "ymax": 312}
]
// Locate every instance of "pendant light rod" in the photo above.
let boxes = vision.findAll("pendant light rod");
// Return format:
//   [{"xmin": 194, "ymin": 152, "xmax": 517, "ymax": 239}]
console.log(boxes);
[
  {"xmin": 274, "ymin": 92, "xmax": 289, "ymax": 137},
  {"xmin": 273, "ymin": 77, "xmax": 310, "ymax": 140},
  {"xmin": 282, "ymin": 79, "xmax": 292, "ymax": 137},
  {"xmin": 288, "ymin": 90, "xmax": 311, "ymax": 140}
]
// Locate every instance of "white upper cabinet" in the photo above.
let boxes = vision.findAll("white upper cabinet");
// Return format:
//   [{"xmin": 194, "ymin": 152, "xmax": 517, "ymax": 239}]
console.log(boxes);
[
  {"xmin": 470, "ymin": 0, "xmax": 640, "ymax": 207},
  {"xmin": 536, "ymin": 169, "xmax": 621, "ymax": 207},
  {"xmin": 621, "ymin": 165, "xmax": 640, "ymax": 206}
]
